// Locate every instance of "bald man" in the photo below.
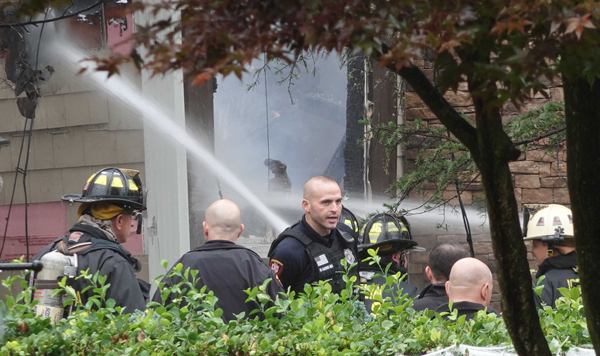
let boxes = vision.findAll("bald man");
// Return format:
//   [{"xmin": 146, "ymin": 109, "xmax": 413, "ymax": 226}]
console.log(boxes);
[
  {"xmin": 413, "ymin": 242, "xmax": 470, "ymax": 311},
  {"xmin": 152, "ymin": 199, "xmax": 284, "ymax": 321},
  {"xmin": 268, "ymin": 176, "xmax": 359, "ymax": 295},
  {"xmin": 435, "ymin": 257, "xmax": 500, "ymax": 320}
]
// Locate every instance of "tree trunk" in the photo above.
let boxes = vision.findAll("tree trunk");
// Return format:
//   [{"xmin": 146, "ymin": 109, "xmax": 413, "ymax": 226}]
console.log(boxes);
[
  {"xmin": 564, "ymin": 76, "xmax": 600, "ymax": 352},
  {"xmin": 472, "ymin": 104, "xmax": 551, "ymax": 356},
  {"xmin": 395, "ymin": 64, "xmax": 551, "ymax": 356}
]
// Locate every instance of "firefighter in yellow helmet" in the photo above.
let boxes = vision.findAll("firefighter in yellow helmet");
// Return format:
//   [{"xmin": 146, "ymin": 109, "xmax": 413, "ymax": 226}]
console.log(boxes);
[
  {"xmin": 358, "ymin": 213, "xmax": 420, "ymax": 313},
  {"xmin": 524, "ymin": 204, "xmax": 578, "ymax": 308},
  {"xmin": 33, "ymin": 168, "xmax": 148, "ymax": 318}
]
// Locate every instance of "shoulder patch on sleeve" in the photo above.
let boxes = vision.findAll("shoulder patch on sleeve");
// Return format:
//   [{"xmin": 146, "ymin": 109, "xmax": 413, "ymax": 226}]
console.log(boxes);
[{"xmin": 269, "ymin": 259, "xmax": 284, "ymax": 276}]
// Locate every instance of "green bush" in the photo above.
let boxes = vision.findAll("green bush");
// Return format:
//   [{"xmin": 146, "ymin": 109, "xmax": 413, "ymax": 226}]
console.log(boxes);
[{"xmin": 0, "ymin": 258, "xmax": 589, "ymax": 356}]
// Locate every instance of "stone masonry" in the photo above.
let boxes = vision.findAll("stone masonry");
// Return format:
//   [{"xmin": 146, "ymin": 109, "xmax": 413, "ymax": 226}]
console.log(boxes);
[{"xmin": 404, "ymin": 60, "xmax": 566, "ymax": 311}]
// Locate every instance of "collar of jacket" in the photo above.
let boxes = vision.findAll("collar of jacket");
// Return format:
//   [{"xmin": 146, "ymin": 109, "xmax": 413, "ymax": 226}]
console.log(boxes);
[
  {"xmin": 536, "ymin": 252, "xmax": 577, "ymax": 278},
  {"xmin": 360, "ymin": 261, "xmax": 408, "ymax": 275},
  {"xmin": 66, "ymin": 223, "xmax": 141, "ymax": 271},
  {"xmin": 192, "ymin": 240, "xmax": 237, "ymax": 251},
  {"xmin": 298, "ymin": 215, "xmax": 337, "ymax": 247},
  {"xmin": 436, "ymin": 300, "xmax": 494, "ymax": 314},
  {"xmin": 70, "ymin": 223, "xmax": 116, "ymax": 242},
  {"xmin": 418, "ymin": 283, "xmax": 447, "ymax": 299}
]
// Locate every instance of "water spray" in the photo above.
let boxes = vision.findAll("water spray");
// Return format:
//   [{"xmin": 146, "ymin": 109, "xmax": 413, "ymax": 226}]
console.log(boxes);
[{"xmin": 52, "ymin": 43, "xmax": 289, "ymax": 233}]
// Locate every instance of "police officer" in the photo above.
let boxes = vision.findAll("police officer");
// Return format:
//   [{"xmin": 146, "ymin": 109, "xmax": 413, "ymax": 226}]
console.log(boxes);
[
  {"xmin": 153, "ymin": 199, "xmax": 284, "ymax": 321},
  {"xmin": 524, "ymin": 204, "xmax": 579, "ymax": 308},
  {"xmin": 268, "ymin": 176, "xmax": 359, "ymax": 295},
  {"xmin": 34, "ymin": 167, "xmax": 148, "ymax": 313},
  {"xmin": 358, "ymin": 213, "xmax": 420, "ymax": 312}
]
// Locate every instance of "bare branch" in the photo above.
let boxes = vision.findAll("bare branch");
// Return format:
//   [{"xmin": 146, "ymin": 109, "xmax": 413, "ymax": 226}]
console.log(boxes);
[
  {"xmin": 513, "ymin": 126, "xmax": 566, "ymax": 146},
  {"xmin": 0, "ymin": 0, "xmax": 105, "ymax": 28}
]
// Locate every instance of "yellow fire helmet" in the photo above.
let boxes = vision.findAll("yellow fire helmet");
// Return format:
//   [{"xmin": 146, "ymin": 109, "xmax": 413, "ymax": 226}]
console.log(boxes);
[
  {"xmin": 61, "ymin": 167, "xmax": 146, "ymax": 211},
  {"xmin": 524, "ymin": 204, "xmax": 573, "ymax": 243},
  {"xmin": 339, "ymin": 206, "xmax": 359, "ymax": 239},
  {"xmin": 358, "ymin": 213, "xmax": 417, "ymax": 255}
]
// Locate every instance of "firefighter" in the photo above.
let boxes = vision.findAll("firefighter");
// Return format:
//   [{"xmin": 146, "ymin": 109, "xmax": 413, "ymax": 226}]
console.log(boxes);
[
  {"xmin": 337, "ymin": 206, "xmax": 360, "ymax": 241},
  {"xmin": 358, "ymin": 213, "xmax": 420, "ymax": 312},
  {"xmin": 524, "ymin": 204, "xmax": 579, "ymax": 308},
  {"xmin": 268, "ymin": 176, "xmax": 359, "ymax": 295},
  {"xmin": 33, "ymin": 167, "xmax": 148, "ymax": 317},
  {"xmin": 153, "ymin": 199, "xmax": 284, "ymax": 321}
]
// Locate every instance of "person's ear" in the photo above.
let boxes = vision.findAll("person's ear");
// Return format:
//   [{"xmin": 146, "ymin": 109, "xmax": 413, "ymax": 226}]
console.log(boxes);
[
  {"xmin": 238, "ymin": 224, "xmax": 245, "ymax": 238},
  {"xmin": 425, "ymin": 266, "xmax": 433, "ymax": 281},
  {"xmin": 391, "ymin": 251, "xmax": 401, "ymax": 264},
  {"xmin": 445, "ymin": 280, "xmax": 450, "ymax": 295},
  {"xmin": 302, "ymin": 199, "xmax": 310, "ymax": 213},
  {"xmin": 202, "ymin": 221, "xmax": 208, "ymax": 237},
  {"xmin": 481, "ymin": 283, "xmax": 490, "ymax": 304},
  {"xmin": 112, "ymin": 214, "xmax": 123, "ymax": 231}
]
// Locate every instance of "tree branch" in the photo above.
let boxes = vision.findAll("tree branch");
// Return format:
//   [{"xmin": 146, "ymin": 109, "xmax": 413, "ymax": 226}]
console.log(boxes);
[
  {"xmin": 395, "ymin": 64, "xmax": 479, "ymax": 153},
  {"xmin": 512, "ymin": 126, "xmax": 566, "ymax": 146},
  {"xmin": 0, "ymin": 0, "xmax": 105, "ymax": 28}
]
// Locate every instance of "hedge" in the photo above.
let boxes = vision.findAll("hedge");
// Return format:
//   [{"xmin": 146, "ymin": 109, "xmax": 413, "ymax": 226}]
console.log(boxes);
[{"xmin": 0, "ymin": 257, "xmax": 590, "ymax": 356}]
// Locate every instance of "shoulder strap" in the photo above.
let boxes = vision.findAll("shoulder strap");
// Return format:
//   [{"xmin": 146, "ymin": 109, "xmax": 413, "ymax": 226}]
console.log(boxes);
[
  {"xmin": 279, "ymin": 229, "xmax": 314, "ymax": 246},
  {"xmin": 268, "ymin": 222, "xmax": 307, "ymax": 257},
  {"xmin": 76, "ymin": 238, "xmax": 133, "ymax": 260},
  {"xmin": 338, "ymin": 230, "xmax": 356, "ymax": 246},
  {"xmin": 57, "ymin": 237, "xmax": 93, "ymax": 256}
]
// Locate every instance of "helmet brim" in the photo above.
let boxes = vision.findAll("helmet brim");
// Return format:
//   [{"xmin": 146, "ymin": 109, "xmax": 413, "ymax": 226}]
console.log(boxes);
[
  {"xmin": 358, "ymin": 239, "xmax": 418, "ymax": 255},
  {"xmin": 61, "ymin": 194, "xmax": 147, "ymax": 211},
  {"xmin": 523, "ymin": 234, "xmax": 574, "ymax": 241}
]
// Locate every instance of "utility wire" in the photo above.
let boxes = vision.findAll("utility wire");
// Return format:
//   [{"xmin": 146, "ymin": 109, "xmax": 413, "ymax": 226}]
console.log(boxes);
[
  {"xmin": 264, "ymin": 54, "xmax": 271, "ymax": 191},
  {"xmin": 0, "ymin": 119, "xmax": 29, "ymax": 261},
  {"xmin": 447, "ymin": 130, "xmax": 475, "ymax": 257},
  {"xmin": 22, "ymin": 119, "xmax": 34, "ymax": 262},
  {"xmin": 0, "ymin": 0, "xmax": 105, "ymax": 28},
  {"xmin": 0, "ymin": 9, "xmax": 47, "ymax": 261},
  {"xmin": 432, "ymin": 65, "xmax": 474, "ymax": 257}
]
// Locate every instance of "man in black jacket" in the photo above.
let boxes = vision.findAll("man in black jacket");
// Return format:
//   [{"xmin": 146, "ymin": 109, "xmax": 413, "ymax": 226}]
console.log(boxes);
[
  {"xmin": 153, "ymin": 199, "xmax": 284, "ymax": 321},
  {"xmin": 34, "ymin": 168, "xmax": 148, "ymax": 314},
  {"xmin": 435, "ymin": 257, "xmax": 500, "ymax": 320},
  {"xmin": 413, "ymin": 242, "xmax": 470, "ymax": 311},
  {"xmin": 268, "ymin": 176, "xmax": 359, "ymax": 295}
]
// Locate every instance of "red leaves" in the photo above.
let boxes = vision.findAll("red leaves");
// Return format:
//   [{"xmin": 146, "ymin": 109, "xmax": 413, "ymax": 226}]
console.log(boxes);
[
  {"xmin": 192, "ymin": 71, "xmax": 215, "ymax": 85},
  {"xmin": 565, "ymin": 14, "xmax": 596, "ymax": 40},
  {"xmin": 491, "ymin": 18, "xmax": 533, "ymax": 35}
]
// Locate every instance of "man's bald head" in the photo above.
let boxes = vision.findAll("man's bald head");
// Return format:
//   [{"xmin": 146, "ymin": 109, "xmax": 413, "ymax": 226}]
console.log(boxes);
[
  {"xmin": 446, "ymin": 257, "xmax": 494, "ymax": 307},
  {"xmin": 303, "ymin": 176, "xmax": 340, "ymax": 201},
  {"xmin": 301, "ymin": 176, "xmax": 343, "ymax": 236},
  {"xmin": 203, "ymin": 199, "xmax": 244, "ymax": 242}
]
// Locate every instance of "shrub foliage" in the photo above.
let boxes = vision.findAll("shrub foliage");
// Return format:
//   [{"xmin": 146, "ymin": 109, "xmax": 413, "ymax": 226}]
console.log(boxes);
[{"xmin": 0, "ymin": 258, "xmax": 588, "ymax": 356}]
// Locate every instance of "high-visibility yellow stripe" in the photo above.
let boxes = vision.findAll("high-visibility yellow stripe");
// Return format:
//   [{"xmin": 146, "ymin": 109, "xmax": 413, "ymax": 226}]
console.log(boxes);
[
  {"xmin": 129, "ymin": 179, "xmax": 139, "ymax": 191},
  {"xmin": 368, "ymin": 222, "xmax": 403, "ymax": 243},
  {"xmin": 94, "ymin": 174, "xmax": 107, "ymax": 186},
  {"xmin": 87, "ymin": 174, "xmax": 95, "ymax": 183},
  {"xmin": 111, "ymin": 176, "xmax": 124, "ymax": 188}
]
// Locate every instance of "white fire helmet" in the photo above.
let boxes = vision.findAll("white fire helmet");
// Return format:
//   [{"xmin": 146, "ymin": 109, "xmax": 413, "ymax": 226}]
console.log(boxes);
[{"xmin": 524, "ymin": 204, "xmax": 574, "ymax": 241}]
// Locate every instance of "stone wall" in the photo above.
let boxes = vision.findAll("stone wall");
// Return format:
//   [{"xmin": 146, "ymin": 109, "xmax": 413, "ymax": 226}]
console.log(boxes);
[{"xmin": 403, "ymin": 60, "xmax": 566, "ymax": 311}]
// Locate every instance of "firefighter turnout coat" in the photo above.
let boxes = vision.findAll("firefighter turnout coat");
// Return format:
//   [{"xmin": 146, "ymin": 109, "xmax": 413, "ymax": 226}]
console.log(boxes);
[{"xmin": 34, "ymin": 223, "xmax": 148, "ymax": 313}]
